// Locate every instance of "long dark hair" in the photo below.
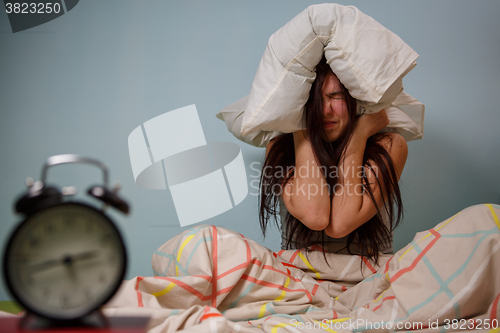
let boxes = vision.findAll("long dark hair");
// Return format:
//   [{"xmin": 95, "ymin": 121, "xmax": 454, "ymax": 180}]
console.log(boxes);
[{"xmin": 259, "ymin": 57, "xmax": 403, "ymax": 264}]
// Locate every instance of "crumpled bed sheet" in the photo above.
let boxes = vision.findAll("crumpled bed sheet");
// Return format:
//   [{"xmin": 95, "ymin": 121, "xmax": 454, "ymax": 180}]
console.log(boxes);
[{"xmin": 104, "ymin": 204, "xmax": 500, "ymax": 332}]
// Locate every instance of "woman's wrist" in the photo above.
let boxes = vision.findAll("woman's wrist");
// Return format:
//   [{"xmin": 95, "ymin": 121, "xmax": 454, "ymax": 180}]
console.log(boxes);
[
  {"xmin": 344, "ymin": 131, "xmax": 368, "ymax": 159},
  {"xmin": 352, "ymin": 123, "xmax": 372, "ymax": 142}
]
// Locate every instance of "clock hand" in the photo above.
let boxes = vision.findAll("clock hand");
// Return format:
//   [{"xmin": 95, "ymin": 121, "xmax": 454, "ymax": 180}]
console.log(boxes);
[
  {"xmin": 28, "ymin": 250, "xmax": 100, "ymax": 273},
  {"xmin": 28, "ymin": 258, "xmax": 64, "ymax": 272},
  {"xmin": 68, "ymin": 250, "xmax": 100, "ymax": 263}
]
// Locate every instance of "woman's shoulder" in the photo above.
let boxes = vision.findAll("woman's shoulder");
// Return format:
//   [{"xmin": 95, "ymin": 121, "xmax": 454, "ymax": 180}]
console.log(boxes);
[
  {"xmin": 371, "ymin": 132, "xmax": 408, "ymax": 179},
  {"xmin": 375, "ymin": 132, "xmax": 407, "ymax": 150},
  {"xmin": 375, "ymin": 132, "xmax": 408, "ymax": 160}
]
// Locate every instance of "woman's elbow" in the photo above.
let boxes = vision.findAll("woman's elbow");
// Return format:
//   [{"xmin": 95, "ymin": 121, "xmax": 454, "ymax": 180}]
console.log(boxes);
[
  {"xmin": 295, "ymin": 209, "xmax": 329, "ymax": 231},
  {"xmin": 324, "ymin": 220, "xmax": 351, "ymax": 239},
  {"xmin": 285, "ymin": 196, "xmax": 330, "ymax": 231}
]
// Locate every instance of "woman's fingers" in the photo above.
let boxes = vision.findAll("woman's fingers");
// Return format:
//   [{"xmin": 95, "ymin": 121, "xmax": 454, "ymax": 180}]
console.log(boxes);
[
  {"xmin": 373, "ymin": 109, "xmax": 390, "ymax": 131},
  {"xmin": 355, "ymin": 109, "xmax": 389, "ymax": 139}
]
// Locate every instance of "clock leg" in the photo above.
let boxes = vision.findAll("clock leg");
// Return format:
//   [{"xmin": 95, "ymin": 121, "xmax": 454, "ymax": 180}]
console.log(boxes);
[{"xmin": 18, "ymin": 309, "xmax": 110, "ymax": 329}]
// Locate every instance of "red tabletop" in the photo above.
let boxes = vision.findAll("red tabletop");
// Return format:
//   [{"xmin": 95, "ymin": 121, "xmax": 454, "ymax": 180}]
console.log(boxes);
[{"xmin": 0, "ymin": 316, "xmax": 150, "ymax": 333}]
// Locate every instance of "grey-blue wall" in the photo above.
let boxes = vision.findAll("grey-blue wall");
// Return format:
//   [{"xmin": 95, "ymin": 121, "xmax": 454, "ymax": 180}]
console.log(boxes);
[{"xmin": 1, "ymin": 0, "xmax": 499, "ymax": 301}]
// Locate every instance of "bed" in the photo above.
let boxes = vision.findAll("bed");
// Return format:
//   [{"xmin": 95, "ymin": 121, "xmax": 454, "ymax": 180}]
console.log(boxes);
[
  {"xmin": 0, "ymin": 206, "xmax": 498, "ymax": 331},
  {"xmin": 101, "ymin": 203, "xmax": 500, "ymax": 332}
]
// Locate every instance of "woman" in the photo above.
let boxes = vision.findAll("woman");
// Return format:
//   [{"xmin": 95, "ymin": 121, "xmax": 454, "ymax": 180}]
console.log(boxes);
[{"xmin": 259, "ymin": 57, "xmax": 408, "ymax": 264}]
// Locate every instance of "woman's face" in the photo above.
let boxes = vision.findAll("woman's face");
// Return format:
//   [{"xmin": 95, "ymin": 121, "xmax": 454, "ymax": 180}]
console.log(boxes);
[{"xmin": 321, "ymin": 73, "xmax": 349, "ymax": 142}]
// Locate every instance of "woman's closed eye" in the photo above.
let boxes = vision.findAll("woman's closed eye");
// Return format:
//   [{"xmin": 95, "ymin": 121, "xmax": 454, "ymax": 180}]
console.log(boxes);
[{"xmin": 326, "ymin": 92, "xmax": 345, "ymax": 100}]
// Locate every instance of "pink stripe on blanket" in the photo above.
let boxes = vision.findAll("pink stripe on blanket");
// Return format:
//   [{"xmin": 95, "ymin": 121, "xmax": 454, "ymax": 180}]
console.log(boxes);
[
  {"xmin": 215, "ymin": 256, "xmax": 302, "ymax": 284},
  {"xmin": 360, "ymin": 256, "xmax": 377, "ymax": 274},
  {"xmin": 239, "ymin": 233, "xmax": 252, "ymax": 263},
  {"xmin": 211, "ymin": 286, "xmax": 236, "ymax": 299},
  {"xmin": 491, "ymin": 292, "xmax": 500, "ymax": 320},
  {"xmin": 200, "ymin": 306, "xmax": 223, "ymax": 322},
  {"xmin": 201, "ymin": 285, "xmax": 259, "ymax": 301},
  {"xmin": 160, "ymin": 277, "xmax": 206, "ymax": 300},
  {"xmin": 384, "ymin": 256, "xmax": 393, "ymax": 273},
  {"xmin": 154, "ymin": 275, "xmax": 212, "ymax": 282},
  {"xmin": 218, "ymin": 261, "xmax": 253, "ymax": 279},
  {"xmin": 200, "ymin": 313, "xmax": 223, "ymax": 321},
  {"xmin": 373, "ymin": 295, "xmax": 396, "ymax": 312},
  {"xmin": 262, "ymin": 264, "xmax": 302, "ymax": 282},
  {"xmin": 211, "ymin": 226, "xmax": 218, "ymax": 308},
  {"xmin": 289, "ymin": 250, "xmax": 301, "ymax": 263},
  {"xmin": 241, "ymin": 274, "xmax": 312, "ymax": 302},
  {"xmin": 136, "ymin": 276, "xmax": 145, "ymax": 307},
  {"xmin": 391, "ymin": 229, "xmax": 441, "ymax": 284},
  {"xmin": 280, "ymin": 262, "xmax": 300, "ymax": 270},
  {"xmin": 312, "ymin": 284, "xmax": 319, "ymax": 296}
]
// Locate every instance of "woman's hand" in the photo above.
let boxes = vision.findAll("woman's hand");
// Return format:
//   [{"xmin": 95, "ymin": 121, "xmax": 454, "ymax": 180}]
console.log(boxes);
[{"xmin": 353, "ymin": 109, "xmax": 389, "ymax": 140}]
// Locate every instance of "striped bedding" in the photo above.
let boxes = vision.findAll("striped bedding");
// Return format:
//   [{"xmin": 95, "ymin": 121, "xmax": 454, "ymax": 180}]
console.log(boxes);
[{"xmin": 104, "ymin": 204, "xmax": 500, "ymax": 332}]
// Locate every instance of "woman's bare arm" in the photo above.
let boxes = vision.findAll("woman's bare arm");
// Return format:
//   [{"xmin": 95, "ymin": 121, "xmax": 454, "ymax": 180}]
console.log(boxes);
[
  {"xmin": 268, "ymin": 110, "xmax": 408, "ymax": 238},
  {"xmin": 280, "ymin": 130, "xmax": 331, "ymax": 230},
  {"xmin": 326, "ymin": 113, "xmax": 408, "ymax": 238},
  {"xmin": 265, "ymin": 132, "xmax": 331, "ymax": 230}
]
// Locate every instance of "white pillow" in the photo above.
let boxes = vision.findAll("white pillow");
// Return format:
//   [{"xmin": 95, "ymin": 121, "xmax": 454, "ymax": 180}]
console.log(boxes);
[
  {"xmin": 216, "ymin": 95, "xmax": 283, "ymax": 148},
  {"xmin": 382, "ymin": 92, "xmax": 425, "ymax": 141},
  {"xmin": 238, "ymin": 3, "xmax": 421, "ymax": 138},
  {"xmin": 217, "ymin": 91, "xmax": 424, "ymax": 147}
]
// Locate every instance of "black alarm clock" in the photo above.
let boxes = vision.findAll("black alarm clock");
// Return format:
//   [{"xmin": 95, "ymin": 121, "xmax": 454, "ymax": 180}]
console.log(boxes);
[{"xmin": 3, "ymin": 154, "xmax": 130, "ymax": 325}]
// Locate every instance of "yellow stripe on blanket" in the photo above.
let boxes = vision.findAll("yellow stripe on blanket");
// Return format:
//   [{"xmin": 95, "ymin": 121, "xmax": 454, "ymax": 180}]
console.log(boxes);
[
  {"xmin": 323, "ymin": 318, "xmax": 350, "ymax": 324},
  {"xmin": 274, "ymin": 277, "xmax": 290, "ymax": 302},
  {"xmin": 271, "ymin": 323, "xmax": 295, "ymax": 333},
  {"xmin": 298, "ymin": 252, "xmax": 321, "ymax": 279},
  {"xmin": 486, "ymin": 204, "xmax": 500, "ymax": 230},
  {"xmin": 176, "ymin": 234, "xmax": 195, "ymax": 276},
  {"xmin": 258, "ymin": 302, "xmax": 268, "ymax": 318},
  {"xmin": 373, "ymin": 287, "xmax": 391, "ymax": 303},
  {"xmin": 152, "ymin": 282, "xmax": 176, "ymax": 297}
]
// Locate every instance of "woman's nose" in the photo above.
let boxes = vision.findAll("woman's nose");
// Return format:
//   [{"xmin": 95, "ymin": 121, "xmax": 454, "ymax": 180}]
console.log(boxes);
[{"xmin": 323, "ymin": 99, "xmax": 333, "ymax": 115}]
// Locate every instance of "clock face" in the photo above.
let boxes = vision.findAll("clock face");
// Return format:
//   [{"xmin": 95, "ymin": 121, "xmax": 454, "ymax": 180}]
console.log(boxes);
[{"xmin": 3, "ymin": 203, "xmax": 127, "ymax": 320}]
